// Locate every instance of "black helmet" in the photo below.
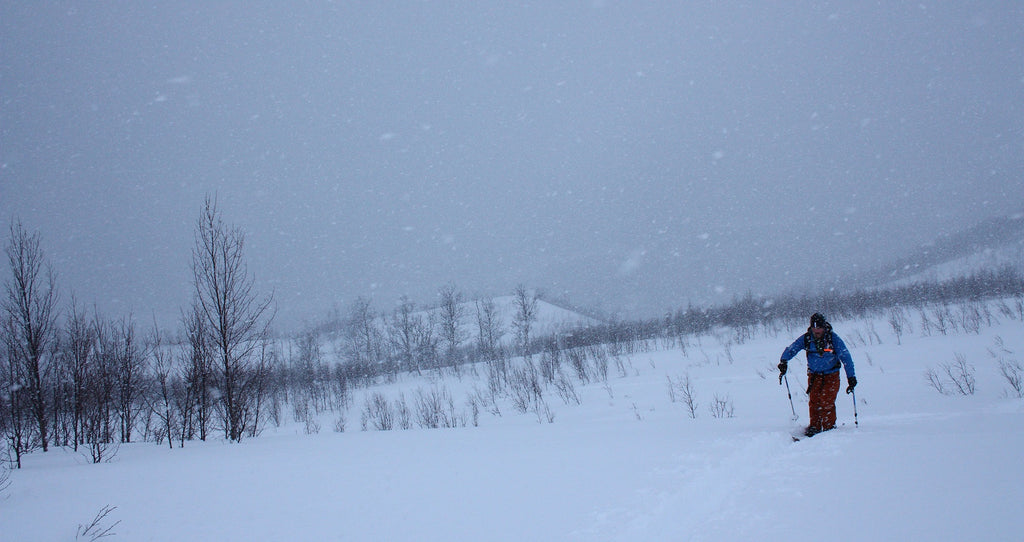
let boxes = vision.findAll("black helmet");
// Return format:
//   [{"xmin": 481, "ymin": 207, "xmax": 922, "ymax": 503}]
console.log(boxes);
[{"xmin": 810, "ymin": 313, "xmax": 827, "ymax": 329}]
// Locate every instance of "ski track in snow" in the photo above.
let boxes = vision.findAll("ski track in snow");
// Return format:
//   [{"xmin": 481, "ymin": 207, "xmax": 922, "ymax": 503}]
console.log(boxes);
[
  {"xmin": 574, "ymin": 401, "xmax": 1024, "ymax": 542},
  {"xmin": 571, "ymin": 431, "xmax": 795, "ymax": 541}
]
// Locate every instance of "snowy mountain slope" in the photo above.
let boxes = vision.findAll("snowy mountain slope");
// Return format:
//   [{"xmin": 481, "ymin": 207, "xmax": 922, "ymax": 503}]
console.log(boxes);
[
  {"xmin": 857, "ymin": 212, "xmax": 1024, "ymax": 290},
  {"xmin": 319, "ymin": 294, "xmax": 601, "ymax": 352},
  {"xmin": 462, "ymin": 294, "xmax": 605, "ymax": 341},
  {"xmin": 5, "ymin": 299, "xmax": 1023, "ymax": 541},
  {"xmin": 881, "ymin": 242, "xmax": 1024, "ymax": 289}
]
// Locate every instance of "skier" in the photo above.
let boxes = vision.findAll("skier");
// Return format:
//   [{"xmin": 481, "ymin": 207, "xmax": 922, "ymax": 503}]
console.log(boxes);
[{"xmin": 778, "ymin": 313, "xmax": 856, "ymax": 437}]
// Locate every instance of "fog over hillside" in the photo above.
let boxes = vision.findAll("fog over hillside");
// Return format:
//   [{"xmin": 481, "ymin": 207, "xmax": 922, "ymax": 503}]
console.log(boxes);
[
  {"xmin": 3, "ymin": 3, "xmax": 1022, "ymax": 330},
  {"xmin": 845, "ymin": 211, "xmax": 1024, "ymax": 291}
]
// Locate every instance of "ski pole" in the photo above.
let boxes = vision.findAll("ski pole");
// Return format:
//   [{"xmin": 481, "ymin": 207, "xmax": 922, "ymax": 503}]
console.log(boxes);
[
  {"xmin": 851, "ymin": 389, "xmax": 859, "ymax": 427},
  {"xmin": 782, "ymin": 374, "xmax": 798, "ymax": 421}
]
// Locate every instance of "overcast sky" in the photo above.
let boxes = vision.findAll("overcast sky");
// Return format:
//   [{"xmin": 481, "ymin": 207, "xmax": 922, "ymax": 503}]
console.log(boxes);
[{"xmin": 2, "ymin": 2, "xmax": 1022, "ymax": 330}]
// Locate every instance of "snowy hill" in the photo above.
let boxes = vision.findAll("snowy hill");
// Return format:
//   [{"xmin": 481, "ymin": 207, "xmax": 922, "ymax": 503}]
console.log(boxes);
[
  {"xmin": 306, "ymin": 293, "xmax": 602, "ymax": 363},
  {"xmin": 859, "ymin": 212, "xmax": 1024, "ymax": 290},
  {"xmin": 367, "ymin": 294, "xmax": 602, "ymax": 345},
  {"xmin": 476, "ymin": 294, "xmax": 604, "ymax": 341},
  {"xmin": 5, "ymin": 298, "xmax": 1024, "ymax": 540}
]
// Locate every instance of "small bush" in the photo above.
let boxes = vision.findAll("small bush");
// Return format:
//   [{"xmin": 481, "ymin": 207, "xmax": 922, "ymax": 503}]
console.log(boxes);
[
  {"xmin": 361, "ymin": 393, "xmax": 394, "ymax": 431},
  {"xmin": 553, "ymin": 372, "xmax": 580, "ymax": 406},
  {"xmin": 395, "ymin": 394, "xmax": 412, "ymax": 430},
  {"xmin": 414, "ymin": 386, "xmax": 455, "ymax": 429},
  {"xmin": 304, "ymin": 416, "xmax": 321, "ymax": 435},
  {"xmin": 925, "ymin": 353, "xmax": 976, "ymax": 396},
  {"xmin": 709, "ymin": 393, "xmax": 734, "ymax": 418},
  {"xmin": 76, "ymin": 505, "xmax": 120, "ymax": 541},
  {"xmin": 508, "ymin": 362, "xmax": 543, "ymax": 414},
  {"xmin": 668, "ymin": 374, "xmax": 699, "ymax": 419},
  {"xmin": 0, "ymin": 463, "xmax": 10, "ymax": 496},
  {"xmin": 999, "ymin": 359, "xmax": 1024, "ymax": 398},
  {"xmin": 534, "ymin": 398, "xmax": 555, "ymax": 424}
]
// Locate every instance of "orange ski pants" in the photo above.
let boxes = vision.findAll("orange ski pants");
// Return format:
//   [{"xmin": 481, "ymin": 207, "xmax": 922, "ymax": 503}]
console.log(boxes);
[{"xmin": 807, "ymin": 371, "xmax": 841, "ymax": 432}]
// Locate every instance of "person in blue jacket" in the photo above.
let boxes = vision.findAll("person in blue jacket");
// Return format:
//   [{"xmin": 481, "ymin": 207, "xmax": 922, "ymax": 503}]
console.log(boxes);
[{"xmin": 778, "ymin": 313, "xmax": 856, "ymax": 437}]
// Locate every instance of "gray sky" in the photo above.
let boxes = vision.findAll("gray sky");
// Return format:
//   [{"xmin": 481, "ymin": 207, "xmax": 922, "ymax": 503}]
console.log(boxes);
[{"xmin": 2, "ymin": 2, "xmax": 1022, "ymax": 330}]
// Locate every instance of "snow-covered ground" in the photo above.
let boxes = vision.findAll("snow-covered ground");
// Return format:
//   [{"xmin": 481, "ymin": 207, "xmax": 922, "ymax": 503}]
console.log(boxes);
[
  {"xmin": 5, "ymin": 303, "xmax": 1024, "ymax": 541},
  {"xmin": 882, "ymin": 241, "xmax": 1024, "ymax": 289},
  {"xmin": 411, "ymin": 294, "xmax": 603, "ymax": 345}
]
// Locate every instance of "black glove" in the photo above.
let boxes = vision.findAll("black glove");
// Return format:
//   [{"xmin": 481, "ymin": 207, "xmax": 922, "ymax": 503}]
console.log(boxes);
[
  {"xmin": 846, "ymin": 376, "xmax": 857, "ymax": 394},
  {"xmin": 777, "ymin": 360, "xmax": 788, "ymax": 383}
]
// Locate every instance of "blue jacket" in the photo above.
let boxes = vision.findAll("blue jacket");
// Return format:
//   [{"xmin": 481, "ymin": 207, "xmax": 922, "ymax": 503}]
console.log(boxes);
[{"xmin": 781, "ymin": 332, "xmax": 855, "ymax": 378}]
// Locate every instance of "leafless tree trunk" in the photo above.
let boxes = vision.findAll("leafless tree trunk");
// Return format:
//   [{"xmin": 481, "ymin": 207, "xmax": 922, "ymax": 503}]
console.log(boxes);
[
  {"xmin": 292, "ymin": 329, "xmax": 326, "ymax": 414},
  {"xmin": 50, "ymin": 354, "xmax": 73, "ymax": 449},
  {"xmin": 344, "ymin": 297, "xmax": 383, "ymax": 383},
  {"xmin": 2, "ymin": 221, "xmax": 59, "ymax": 452},
  {"xmin": 474, "ymin": 297, "xmax": 503, "ymax": 362},
  {"xmin": 512, "ymin": 284, "xmax": 538, "ymax": 356},
  {"xmin": 245, "ymin": 336, "xmax": 272, "ymax": 439},
  {"xmin": 61, "ymin": 298, "xmax": 95, "ymax": 451},
  {"xmin": 416, "ymin": 312, "xmax": 439, "ymax": 376},
  {"xmin": 190, "ymin": 196, "xmax": 274, "ymax": 442},
  {"xmin": 437, "ymin": 283, "xmax": 467, "ymax": 368},
  {"xmin": 2, "ymin": 316, "xmax": 35, "ymax": 467},
  {"xmin": 387, "ymin": 296, "xmax": 423, "ymax": 375},
  {"xmin": 146, "ymin": 324, "xmax": 177, "ymax": 449},
  {"xmin": 90, "ymin": 314, "xmax": 120, "ymax": 449},
  {"xmin": 180, "ymin": 304, "xmax": 212, "ymax": 442},
  {"xmin": 113, "ymin": 316, "xmax": 147, "ymax": 443}
]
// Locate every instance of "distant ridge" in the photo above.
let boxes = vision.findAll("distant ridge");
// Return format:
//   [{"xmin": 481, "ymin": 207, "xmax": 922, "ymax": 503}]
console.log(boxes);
[{"xmin": 857, "ymin": 211, "xmax": 1024, "ymax": 289}]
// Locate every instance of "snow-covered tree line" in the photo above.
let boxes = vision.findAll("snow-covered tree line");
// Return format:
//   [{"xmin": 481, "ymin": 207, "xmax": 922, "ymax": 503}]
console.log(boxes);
[
  {"xmin": 0, "ymin": 197, "xmax": 276, "ymax": 466},
  {"xmin": 0, "ymin": 200, "xmax": 549, "ymax": 466},
  {"xmin": 3, "ymin": 196, "xmax": 1023, "ymax": 468}
]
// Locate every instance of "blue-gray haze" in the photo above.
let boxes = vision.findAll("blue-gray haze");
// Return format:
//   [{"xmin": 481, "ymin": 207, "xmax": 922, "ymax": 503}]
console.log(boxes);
[{"xmin": 2, "ymin": 2, "xmax": 1022, "ymax": 330}]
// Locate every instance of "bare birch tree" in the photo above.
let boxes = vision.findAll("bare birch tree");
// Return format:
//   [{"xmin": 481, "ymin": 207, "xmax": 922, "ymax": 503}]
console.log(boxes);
[
  {"xmin": 190, "ymin": 196, "xmax": 273, "ymax": 442},
  {"xmin": 2, "ymin": 221, "xmax": 59, "ymax": 452},
  {"xmin": 512, "ymin": 284, "xmax": 538, "ymax": 356},
  {"xmin": 180, "ymin": 304, "xmax": 212, "ymax": 442},
  {"xmin": 344, "ymin": 297, "xmax": 383, "ymax": 383},
  {"xmin": 113, "ymin": 315, "xmax": 146, "ymax": 443},
  {"xmin": 61, "ymin": 297, "xmax": 95, "ymax": 451},
  {"xmin": 2, "ymin": 315, "xmax": 35, "ymax": 467},
  {"xmin": 387, "ymin": 296, "xmax": 423, "ymax": 375},
  {"xmin": 437, "ymin": 283, "xmax": 467, "ymax": 368},
  {"xmin": 146, "ymin": 323, "xmax": 178, "ymax": 449},
  {"xmin": 474, "ymin": 296, "xmax": 503, "ymax": 362}
]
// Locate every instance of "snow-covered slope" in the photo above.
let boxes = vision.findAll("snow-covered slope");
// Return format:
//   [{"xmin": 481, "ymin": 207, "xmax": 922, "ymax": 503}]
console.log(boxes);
[
  {"xmin": 5, "ymin": 299, "xmax": 1023, "ymax": 541},
  {"xmin": 366, "ymin": 294, "xmax": 601, "ymax": 344},
  {"xmin": 475, "ymin": 294, "xmax": 604, "ymax": 341},
  {"xmin": 862, "ymin": 212, "xmax": 1024, "ymax": 290},
  {"xmin": 880, "ymin": 242, "xmax": 1024, "ymax": 289}
]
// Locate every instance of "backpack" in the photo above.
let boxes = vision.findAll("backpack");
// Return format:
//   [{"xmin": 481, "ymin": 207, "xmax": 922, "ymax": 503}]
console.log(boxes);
[{"xmin": 804, "ymin": 331, "xmax": 841, "ymax": 371}]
